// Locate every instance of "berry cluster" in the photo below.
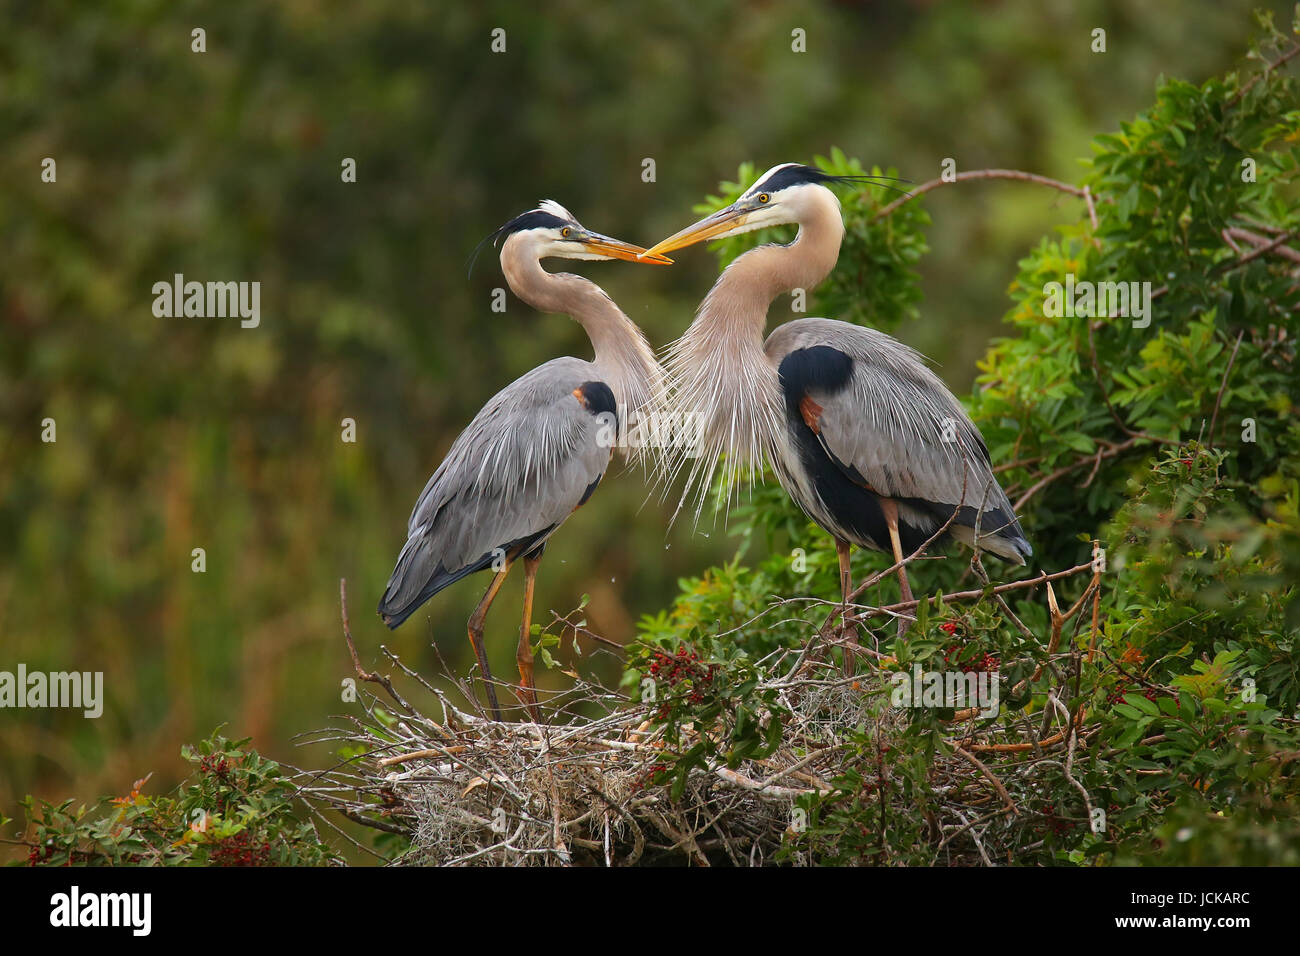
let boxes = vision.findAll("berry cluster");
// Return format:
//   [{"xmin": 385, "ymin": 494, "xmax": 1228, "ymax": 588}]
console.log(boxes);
[
  {"xmin": 648, "ymin": 647, "xmax": 718, "ymax": 708},
  {"xmin": 648, "ymin": 647, "xmax": 721, "ymax": 723},
  {"xmin": 198, "ymin": 754, "xmax": 232, "ymax": 779},
  {"xmin": 26, "ymin": 843, "xmax": 55, "ymax": 866},
  {"xmin": 649, "ymin": 647, "xmax": 717, "ymax": 686},
  {"xmin": 942, "ymin": 644, "xmax": 999, "ymax": 673},
  {"xmin": 1040, "ymin": 802, "xmax": 1078, "ymax": 837},
  {"xmin": 1105, "ymin": 679, "xmax": 1163, "ymax": 707},
  {"xmin": 208, "ymin": 830, "xmax": 272, "ymax": 867},
  {"xmin": 937, "ymin": 622, "xmax": 998, "ymax": 672},
  {"xmin": 633, "ymin": 763, "xmax": 669, "ymax": 792},
  {"xmin": 25, "ymin": 843, "xmax": 115, "ymax": 866}
]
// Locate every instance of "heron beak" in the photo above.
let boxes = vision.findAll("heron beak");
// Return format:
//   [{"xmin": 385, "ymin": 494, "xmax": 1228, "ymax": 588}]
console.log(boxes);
[
  {"xmin": 640, "ymin": 203, "xmax": 750, "ymax": 259},
  {"xmin": 581, "ymin": 233, "xmax": 674, "ymax": 265}
]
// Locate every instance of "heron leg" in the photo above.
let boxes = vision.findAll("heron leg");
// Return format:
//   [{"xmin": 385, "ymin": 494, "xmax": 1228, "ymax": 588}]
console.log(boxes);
[
  {"xmin": 467, "ymin": 563, "xmax": 511, "ymax": 721},
  {"xmin": 879, "ymin": 499, "xmax": 914, "ymax": 639},
  {"xmin": 836, "ymin": 538, "xmax": 856, "ymax": 676},
  {"xmin": 517, "ymin": 551, "xmax": 543, "ymax": 723}
]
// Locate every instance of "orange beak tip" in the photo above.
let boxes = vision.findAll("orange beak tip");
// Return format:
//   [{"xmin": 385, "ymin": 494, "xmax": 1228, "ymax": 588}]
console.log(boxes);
[{"xmin": 587, "ymin": 238, "xmax": 672, "ymax": 265}]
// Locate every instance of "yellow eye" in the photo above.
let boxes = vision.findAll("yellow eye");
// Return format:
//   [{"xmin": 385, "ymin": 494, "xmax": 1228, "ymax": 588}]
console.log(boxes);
[
  {"xmin": 758, "ymin": 193, "xmax": 770, "ymax": 203},
  {"xmin": 561, "ymin": 227, "xmax": 571, "ymax": 237}
]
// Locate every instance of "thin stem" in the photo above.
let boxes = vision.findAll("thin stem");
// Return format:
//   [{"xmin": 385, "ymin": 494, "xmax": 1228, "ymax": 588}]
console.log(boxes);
[{"xmin": 872, "ymin": 168, "xmax": 1091, "ymax": 221}]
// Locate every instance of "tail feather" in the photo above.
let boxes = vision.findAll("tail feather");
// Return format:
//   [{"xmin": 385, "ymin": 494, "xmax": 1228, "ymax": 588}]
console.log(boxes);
[
  {"xmin": 377, "ymin": 553, "xmax": 491, "ymax": 630},
  {"xmin": 943, "ymin": 510, "xmax": 1032, "ymax": 565},
  {"xmin": 377, "ymin": 525, "xmax": 557, "ymax": 629},
  {"xmin": 899, "ymin": 496, "xmax": 1032, "ymax": 566}
]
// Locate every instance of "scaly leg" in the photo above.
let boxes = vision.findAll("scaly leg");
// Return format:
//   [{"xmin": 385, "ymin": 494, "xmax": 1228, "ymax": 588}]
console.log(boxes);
[
  {"xmin": 879, "ymin": 499, "xmax": 914, "ymax": 639},
  {"xmin": 467, "ymin": 562, "xmax": 511, "ymax": 721},
  {"xmin": 517, "ymin": 551, "xmax": 543, "ymax": 723},
  {"xmin": 836, "ymin": 538, "xmax": 856, "ymax": 675}
]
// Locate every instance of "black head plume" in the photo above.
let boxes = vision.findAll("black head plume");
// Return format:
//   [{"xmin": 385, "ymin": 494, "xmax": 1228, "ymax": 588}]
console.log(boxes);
[
  {"xmin": 466, "ymin": 200, "xmax": 577, "ymax": 279},
  {"xmin": 746, "ymin": 163, "xmax": 912, "ymax": 200}
]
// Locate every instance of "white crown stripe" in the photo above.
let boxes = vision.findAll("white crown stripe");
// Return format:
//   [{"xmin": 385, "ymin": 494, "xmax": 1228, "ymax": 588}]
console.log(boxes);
[{"xmin": 537, "ymin": 199, "xmax": 577, "ymax": 221}]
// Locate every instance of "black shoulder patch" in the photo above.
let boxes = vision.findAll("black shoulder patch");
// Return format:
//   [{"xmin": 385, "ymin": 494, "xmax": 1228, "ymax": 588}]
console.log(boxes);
[
  {"xmin": 574, "ymin": 380, "xmax": 617, "ymax": 418},
  {"xmin": 777, "ymin": 345, "xmax": 854, "ymax": 402}
]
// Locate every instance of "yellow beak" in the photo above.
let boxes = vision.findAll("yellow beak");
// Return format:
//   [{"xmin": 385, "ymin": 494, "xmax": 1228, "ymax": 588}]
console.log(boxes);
[
  {"xmin": 582, "ymin": 234, "xmax": 673, "ymax": 265},
  {"xmin": 640, "ymin": 204, "xmax": 751, "ymax": 259}
]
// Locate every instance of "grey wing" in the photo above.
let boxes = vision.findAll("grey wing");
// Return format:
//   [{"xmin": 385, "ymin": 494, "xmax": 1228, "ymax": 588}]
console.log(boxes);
[
  {"xmin": 379, "ymin": 358, "xmax": 615, "ymax": 628},
  {"xmin": 768, "ymin": 318, "xmax": 1031, "ymax": 562}
]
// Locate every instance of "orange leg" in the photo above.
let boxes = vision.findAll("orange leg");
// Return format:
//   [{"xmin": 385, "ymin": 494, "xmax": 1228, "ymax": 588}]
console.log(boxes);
[
  {"xmin": 517, "ymin": 552, "xmax": 543, "ymax": 723},
  {"xmin": 467, "ymin": 562, "xmax": 511, "ymax": 721},
  {"xmin": 836, "ymin": 538, "xmax": 856, "ymax": 675},
  {"xmin": 879, "ymin": 499, "xmax": 914, "ymax": 638}
]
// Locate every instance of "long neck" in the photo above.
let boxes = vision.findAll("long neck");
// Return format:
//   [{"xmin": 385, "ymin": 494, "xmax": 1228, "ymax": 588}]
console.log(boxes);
[
  {"xmin": 501, "ymin": 253, "xmax": 661, "ymax": 424},
  {"xmin": 700, "ymin": 194, "xmax": 844, "ymax": 346},
  {"xmin": 660, "ymin": 190, "xmax": 844, "ymax": 514}
]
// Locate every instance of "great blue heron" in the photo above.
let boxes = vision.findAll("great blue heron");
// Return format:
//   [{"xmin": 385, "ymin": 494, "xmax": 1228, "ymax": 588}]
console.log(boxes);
[
  {"xmin": 642, "ymin": 163, "xmax": 1031, "ymax": 641},
  {"xmin": 378, "ymin": 201, "xmax": 669, "ymax": 720}
]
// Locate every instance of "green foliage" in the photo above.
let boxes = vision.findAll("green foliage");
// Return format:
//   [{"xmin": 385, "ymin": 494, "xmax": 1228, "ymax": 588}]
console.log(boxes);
[
  {"xmin": 12, "ymin": 732, "xmax": 337, "ymax": 866},
  {"xmin": 978, "ymin": 9, "xmax": 1300, "ymax": 572},
  {"xmin": 1118, "ymin": 796, "xmax": 1300, "ymax": 864},
  {"xmin": 1108, "ymin": 442, "xmax": 1300, "ymax": 711},
  {"xmin": 629, "ymin": 578, "xmax": 789, "ymax": 798},
  {"xmin": 630, "ymin": 13, "xmax": 1300, "ymax": 866},
  {"xmin": 5, "ymin": 0, "xmax": 1298, "ymax": 866},
  {"xmin": 3, "ymin": 0, "xmax": 1285, "ymax": 846}
]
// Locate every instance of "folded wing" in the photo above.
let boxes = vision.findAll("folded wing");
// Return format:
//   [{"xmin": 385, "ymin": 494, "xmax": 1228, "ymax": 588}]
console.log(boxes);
[{"xmin": 379, "ymin": 358, "xmax": 615, "ymax": 628}]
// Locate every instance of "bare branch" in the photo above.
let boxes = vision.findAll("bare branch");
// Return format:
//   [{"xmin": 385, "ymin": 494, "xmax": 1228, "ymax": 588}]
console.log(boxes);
[{"xmin": 872, "ymin": 168, "xmax": 1093, "ymax": 221}]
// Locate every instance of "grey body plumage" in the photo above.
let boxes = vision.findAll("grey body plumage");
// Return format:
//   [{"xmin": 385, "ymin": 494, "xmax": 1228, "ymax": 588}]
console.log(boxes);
[
  {"xmin": 765, "ymin": 318, "xmax": 1030, "ymax": 563},
  {"xmin": 378, "ymin": 357, "xmax": 614, "ymax": 629},
  {"xmin": 643, "ymin": 163, "xmax": 1030, "ymax": 633},
  {"xmin": 377, "ymin": 202, "xmax": 667, "ymax": 719}
]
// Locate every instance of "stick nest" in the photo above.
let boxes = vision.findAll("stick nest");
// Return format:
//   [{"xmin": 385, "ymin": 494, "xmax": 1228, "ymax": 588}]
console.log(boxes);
[
  {"xmin": 297, "ymin": 656, "xmax": 840, "ymax": 867},
  {"xmin": 296, "ymin": 562, "xmax": 1101, "ymax": 866}
]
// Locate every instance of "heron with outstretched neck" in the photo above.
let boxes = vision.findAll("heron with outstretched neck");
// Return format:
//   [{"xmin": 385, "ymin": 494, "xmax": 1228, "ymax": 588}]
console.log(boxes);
[
  {"xmin": 379, "ymin": 201, "xmax": 669, "ymax": 720},
  {"xmin": 642, "ymin": 163, "xmax": 1031, "ymax": 643}
]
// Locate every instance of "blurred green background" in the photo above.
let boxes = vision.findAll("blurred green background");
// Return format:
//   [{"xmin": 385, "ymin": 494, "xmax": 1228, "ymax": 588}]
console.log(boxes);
[{"xmin": 2, "ymin": 0, "xmax": 1290, "ymax": 842}]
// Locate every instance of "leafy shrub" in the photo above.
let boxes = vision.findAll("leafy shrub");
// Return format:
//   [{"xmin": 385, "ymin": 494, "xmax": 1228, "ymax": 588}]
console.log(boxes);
[
  {"xmin": 9, "ymin": 732, "xmax": 336, "ymax": 866},
  {"xmin": 627, "ymin": 11, "xmax": 1300, "ymax": 865}
]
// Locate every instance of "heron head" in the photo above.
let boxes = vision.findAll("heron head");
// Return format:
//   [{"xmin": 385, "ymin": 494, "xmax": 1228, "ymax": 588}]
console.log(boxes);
[
  {"xmin": 474, "ymin": 200, "xmax": 672, "ymax": 275},
  {"xmin": 641, "ymin": 163, "xmax": 904, "ymax": 258}
]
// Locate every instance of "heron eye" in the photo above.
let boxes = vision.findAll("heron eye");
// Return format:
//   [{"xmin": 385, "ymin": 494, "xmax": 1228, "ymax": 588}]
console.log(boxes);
[
  {"xmin": 561, "ymin": 227, "xmax": 571, "ymax": 237},
  {"xmin": 758, "ymin": 193, "xmax": 770, "ymax": 203}
]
